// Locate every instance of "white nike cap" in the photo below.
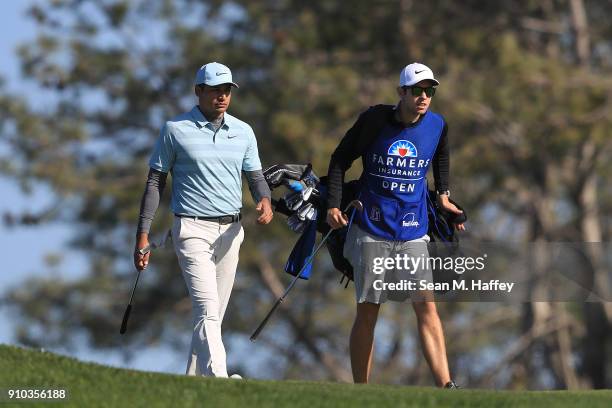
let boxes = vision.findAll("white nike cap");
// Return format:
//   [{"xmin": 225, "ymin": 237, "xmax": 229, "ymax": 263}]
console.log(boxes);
[
  {"xmin": 194, "ymin": 62, "xmax": 239, "ymax": 88},
  {"xmin": 399, "ymin": 63, "xmax": 439, "ymax": 87}
]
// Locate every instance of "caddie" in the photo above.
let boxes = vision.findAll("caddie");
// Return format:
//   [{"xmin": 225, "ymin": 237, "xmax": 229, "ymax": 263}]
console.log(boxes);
[{"xmin": 326, "ymin": 63, "xmax": 464, "ymax": 387}]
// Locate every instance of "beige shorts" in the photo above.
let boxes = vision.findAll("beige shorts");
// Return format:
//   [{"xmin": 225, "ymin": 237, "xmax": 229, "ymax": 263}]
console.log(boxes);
[{"xmin": 344, "ymin": 223, "xmax": 432, "ymax": 304}]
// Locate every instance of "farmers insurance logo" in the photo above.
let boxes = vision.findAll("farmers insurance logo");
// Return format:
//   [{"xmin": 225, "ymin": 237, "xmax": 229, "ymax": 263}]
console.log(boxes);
[
  {"xmin": 388, "ymin": 140, "xmax": 417, "ymax": 158},
  {"xmin": 402, "ymin": 212, "xmax": 419, "ymax": 227}
]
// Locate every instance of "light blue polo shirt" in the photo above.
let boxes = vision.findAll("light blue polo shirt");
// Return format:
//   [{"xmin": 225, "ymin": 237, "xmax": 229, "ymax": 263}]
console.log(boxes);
[{"xmin": 149, "ymin": 106, "xmax": 263, "ymax": 216}]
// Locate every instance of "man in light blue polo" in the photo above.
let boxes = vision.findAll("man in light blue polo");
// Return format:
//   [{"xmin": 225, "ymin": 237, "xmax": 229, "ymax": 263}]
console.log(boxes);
[{"xmin": 134, "ymin": 62, "xmax": 273, "ymax": 378}]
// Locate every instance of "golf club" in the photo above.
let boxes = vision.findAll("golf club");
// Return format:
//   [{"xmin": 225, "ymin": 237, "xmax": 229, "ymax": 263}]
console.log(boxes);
[
  {"xmin": 250, "ymin": 200, "xmax": 363, "ymax": 342},
  {"xmin": 119, "ymin": 230, "xmax": 171, "ymax": 335},
  {"xmin": 119, "ymin": 269, "xmax": 142, "ymax": 335}
]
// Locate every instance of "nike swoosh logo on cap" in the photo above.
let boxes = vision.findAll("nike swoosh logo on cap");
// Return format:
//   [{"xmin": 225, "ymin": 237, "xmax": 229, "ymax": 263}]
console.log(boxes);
[
  {"xmin": 415, "ymin": 70, "xmax": 426, "ymax": 74},
  {"xmin": 216, "ymin": 72, "xmax": 228, "ymax": 76}
]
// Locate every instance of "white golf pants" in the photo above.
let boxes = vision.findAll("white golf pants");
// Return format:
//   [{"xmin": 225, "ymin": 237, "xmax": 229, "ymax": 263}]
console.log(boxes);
[{"xmin": 171, "ymin": 216, "xmax": 244, "ymax": 377}]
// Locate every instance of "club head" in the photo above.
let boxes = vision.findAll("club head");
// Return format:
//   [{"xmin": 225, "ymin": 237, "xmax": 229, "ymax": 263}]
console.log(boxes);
[
  {"xmin": 284, "ymin": 192, "xmax": 303, "ymax": 211},
  {"xmin": 297, "ymin": 203, "xmax": 313, "ymax": 221},
  {"xmin": 305, "ymin": 207, "xmax": 317, "ymax": 221},
  {"xmin": 301, "ymin": 186, "xmax": 314, "ymax": 202},
  {"xmin": 292, "ymin": 199, "xmax": 304, "ymax": 211}
]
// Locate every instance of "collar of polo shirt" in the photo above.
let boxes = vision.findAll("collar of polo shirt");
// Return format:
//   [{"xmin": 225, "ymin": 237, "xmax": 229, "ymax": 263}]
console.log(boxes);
[{"xmin": 191, "ymin": 106, "xmax": 230, "ymax": 130}]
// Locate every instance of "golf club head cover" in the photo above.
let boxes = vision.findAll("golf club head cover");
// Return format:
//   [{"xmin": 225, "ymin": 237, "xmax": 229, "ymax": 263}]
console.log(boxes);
[{"xmin": 263, "ymin": 163, "xmax": 319, "ymax": 190}]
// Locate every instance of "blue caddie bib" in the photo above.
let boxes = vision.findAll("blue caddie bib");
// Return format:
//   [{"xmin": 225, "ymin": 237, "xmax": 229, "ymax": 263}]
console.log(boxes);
[{"xmin": 356, "ymin": 110, "xmax": 445, "ymax": 241}]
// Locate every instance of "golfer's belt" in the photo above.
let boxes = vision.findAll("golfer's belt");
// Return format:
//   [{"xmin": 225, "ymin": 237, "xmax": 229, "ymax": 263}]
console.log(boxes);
[{"xmin": 175, "ymin": 213, "xmax": 242, "ymax": 224}]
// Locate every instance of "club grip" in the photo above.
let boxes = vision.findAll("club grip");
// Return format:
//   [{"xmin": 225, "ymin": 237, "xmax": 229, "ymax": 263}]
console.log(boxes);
[{"xmin": 120, "ymin": 304, "xmax": 132, "ymax": 335}]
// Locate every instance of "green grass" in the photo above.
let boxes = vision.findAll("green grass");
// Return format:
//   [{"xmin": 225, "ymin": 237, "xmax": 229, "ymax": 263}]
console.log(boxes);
[{"xmin": 1, "ymin": 344, "xmax": 611, "ymax": 407}]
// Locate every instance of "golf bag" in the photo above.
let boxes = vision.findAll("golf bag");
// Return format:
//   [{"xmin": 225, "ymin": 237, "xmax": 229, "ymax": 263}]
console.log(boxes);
[{"xmin": 263, "ymin": 163, "xmax": 467, "ymax": 290}]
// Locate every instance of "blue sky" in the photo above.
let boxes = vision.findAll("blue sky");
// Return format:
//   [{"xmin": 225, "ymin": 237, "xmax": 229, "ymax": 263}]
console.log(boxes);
[
  {"xmin": 0, "ymin": 2, "xmax": 274, "ymax": 378},
  {"xmin": 0, "ymin": 1, "xmax": 185, "ymax": 374}
]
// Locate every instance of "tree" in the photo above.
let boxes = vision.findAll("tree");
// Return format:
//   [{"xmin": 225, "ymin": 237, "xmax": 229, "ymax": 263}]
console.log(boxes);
[{"xmin": 2, "ymin": 0, "xmax": 611, "ymax": 388}]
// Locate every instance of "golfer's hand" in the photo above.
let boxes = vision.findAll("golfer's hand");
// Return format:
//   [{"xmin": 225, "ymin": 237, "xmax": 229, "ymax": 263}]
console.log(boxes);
[
  {"xmin": 134, "ymin": 233, "xmax": 151, "ymax": 271},
  {"xmin": 327, "ymin": 208, "xmax": 348, "ymax": 230},
  {"xmin": 437, "ymin": 195, "xmax": 466, "ymax": 231},
  {"xmin": 256, "ymin": 197, "xmax": 273, "ymax": 225}
]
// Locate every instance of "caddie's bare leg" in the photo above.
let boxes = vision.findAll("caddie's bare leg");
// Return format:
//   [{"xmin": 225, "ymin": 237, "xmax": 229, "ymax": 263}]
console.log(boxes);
[
  {"xmin": 412, "ymin": 300, "xmax": 451, "ymax": 387},
  {"xmin": 350, "ymin": 302, "xmax": 380, "ymax": 383}
]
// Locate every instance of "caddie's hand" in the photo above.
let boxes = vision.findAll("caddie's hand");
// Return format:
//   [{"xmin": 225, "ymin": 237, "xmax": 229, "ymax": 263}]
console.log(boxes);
[
  {"xmin": 134, "ymin": 234, "xmax": 151, "ymax": 271},
  {"xmin": 256, "ymin": 197, "xmax": 273, "ymax": 225},
  {"xmin": 437, "ymin": 195, "xmax": 466, "ymax": 231},
  {"xmin": 327, "ymin": 207, "xmax": 348, "ymax": 230}
]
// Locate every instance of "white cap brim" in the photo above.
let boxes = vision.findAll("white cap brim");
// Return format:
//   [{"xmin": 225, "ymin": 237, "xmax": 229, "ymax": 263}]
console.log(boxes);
[{"xmin": 401, "ymin": 75, "xmax": 439, "ymax": 87}]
